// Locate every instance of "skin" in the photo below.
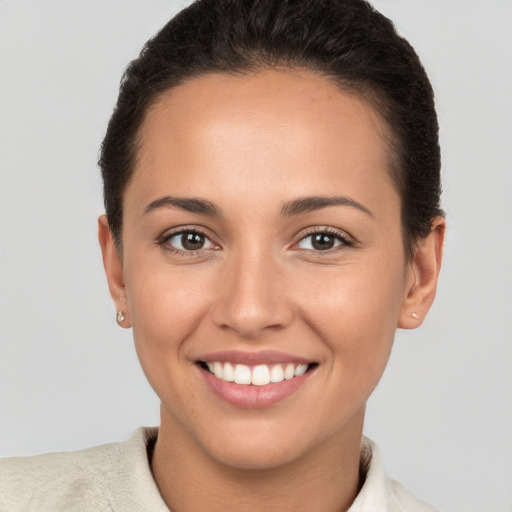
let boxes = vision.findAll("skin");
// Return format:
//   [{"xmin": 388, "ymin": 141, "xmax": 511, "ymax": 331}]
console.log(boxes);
[{"xmin": 99, "ymin": 70, "xmax": 444, "ymax": 512}]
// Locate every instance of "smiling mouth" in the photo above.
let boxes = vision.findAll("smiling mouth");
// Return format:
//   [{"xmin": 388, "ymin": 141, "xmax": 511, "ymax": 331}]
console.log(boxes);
[{"xmin": 198, "ymin": 361, "xmax": 318, "ymax": 386}]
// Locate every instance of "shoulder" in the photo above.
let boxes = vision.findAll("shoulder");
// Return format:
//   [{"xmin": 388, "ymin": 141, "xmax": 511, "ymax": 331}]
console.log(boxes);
[
  {"xmin": 0, "ymin": 441, "xmax": 117, "ymax": 511},
  {"xmin": 349, "ymin": 436, "xmax": 438, "ymax": 512},
  {"xmin": 0, "ymin": 427, "xmax": 162, "ymax": 512},
  {"xmin": 386, "ymin": 477, "xmax": 438, "ymax": 512}
]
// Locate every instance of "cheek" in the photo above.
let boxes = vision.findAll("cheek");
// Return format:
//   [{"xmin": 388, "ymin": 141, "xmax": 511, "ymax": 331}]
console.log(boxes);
[
  {"xmin": 127, "ymin": 251, "xmax": 210, "ymax": 322},
  {"xmin": 124, "ymin": 260, "xmax": 213, "ymax": 373},
  {"xmin": 297, "ymin": 255, "xmax": 406, "ymax": 367}
]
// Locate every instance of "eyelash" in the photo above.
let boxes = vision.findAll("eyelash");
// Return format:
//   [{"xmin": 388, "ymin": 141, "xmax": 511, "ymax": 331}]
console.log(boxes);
[
  {"xmin": 157, "ymin": 226, "xmax": 355, "ymax": 256},
  {"xmin": 157, "ymin": 227, "xmax": 218, "ymax": 257},
  {"xmin": 294, "ymin": 227, "xmax": 355, "ymax": 253}
]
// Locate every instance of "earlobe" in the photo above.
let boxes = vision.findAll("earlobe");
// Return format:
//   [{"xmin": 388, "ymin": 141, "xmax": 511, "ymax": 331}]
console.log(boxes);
[
  {"xmin": 398, "ymin": 217, "xmax": 445, "ymax": 329},
  {"xmin": 98, "ymin": 215, "xmax": 131, "ymax": 328}
]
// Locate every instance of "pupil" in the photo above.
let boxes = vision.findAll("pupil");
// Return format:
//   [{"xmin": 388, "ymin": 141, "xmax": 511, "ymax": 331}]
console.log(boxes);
[
  {"xmin": 182, "ymin": 232, "xmax": 204, "ymax": 250},
  {"xmin": 312, "ymin": 233, "xmax": 334, "ymax": 250}
]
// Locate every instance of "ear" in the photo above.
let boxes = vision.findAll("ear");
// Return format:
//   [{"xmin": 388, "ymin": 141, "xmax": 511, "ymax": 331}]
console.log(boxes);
[
  {"xmin": 398, "ymin": 216, "xmax": 445, "ymax": 329},
  {"xmin": 98, "ymin": 215, "xmax": 131, "ymax": 328}
]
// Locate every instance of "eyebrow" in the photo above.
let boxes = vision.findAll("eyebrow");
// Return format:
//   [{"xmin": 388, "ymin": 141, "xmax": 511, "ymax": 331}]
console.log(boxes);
[
  {"xmin": 143, "ymin": 196, "xmax": 221, "ymax": 216},
  {"xmin": 281, "ymin": 196, "xmax": 373, "ymax": 218},
  {"xmin": 143, "ymin": 194, "xmax": 373, "ymax": 218}
]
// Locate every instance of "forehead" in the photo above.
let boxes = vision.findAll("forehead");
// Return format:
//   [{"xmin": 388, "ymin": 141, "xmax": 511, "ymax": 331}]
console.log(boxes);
[{"xmin": 127, "ymin": 70, "xmax": 396, "ymax": 214}]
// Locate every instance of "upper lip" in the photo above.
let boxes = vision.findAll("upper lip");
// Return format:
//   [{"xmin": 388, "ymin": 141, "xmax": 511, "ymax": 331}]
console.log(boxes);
[{"xmin": 197, "ymin": 350, "xmax": 314, "ymax": 366}]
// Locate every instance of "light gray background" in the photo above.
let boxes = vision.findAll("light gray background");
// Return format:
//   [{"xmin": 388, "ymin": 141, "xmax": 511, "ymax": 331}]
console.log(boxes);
[{"xmin": 1, "ymin": 1, "xmax": 511, "ymax": 511}]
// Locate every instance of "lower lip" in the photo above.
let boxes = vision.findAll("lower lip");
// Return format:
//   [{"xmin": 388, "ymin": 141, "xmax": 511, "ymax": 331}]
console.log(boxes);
[{"xmin": 199, "ymin": 365, "xmax": 312, "ymax": 409}]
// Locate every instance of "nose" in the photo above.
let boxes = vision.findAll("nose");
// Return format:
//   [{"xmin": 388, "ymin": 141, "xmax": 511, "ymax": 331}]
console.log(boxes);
[{"xmin": 211, "ymin": 247, "xmax": 294, "ymax": 339}]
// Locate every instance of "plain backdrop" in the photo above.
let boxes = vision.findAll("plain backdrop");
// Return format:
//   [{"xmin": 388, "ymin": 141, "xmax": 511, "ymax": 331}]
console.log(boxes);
[{"xmin": 0, "ymin": 1, "xmax": 511, "ymax": 511}]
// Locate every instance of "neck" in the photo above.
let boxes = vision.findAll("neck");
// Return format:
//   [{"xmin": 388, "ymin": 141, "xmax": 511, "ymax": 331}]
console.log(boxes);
[{"xmin": 151, "ymin": 406, "xmax": 365, "ymax": 512}]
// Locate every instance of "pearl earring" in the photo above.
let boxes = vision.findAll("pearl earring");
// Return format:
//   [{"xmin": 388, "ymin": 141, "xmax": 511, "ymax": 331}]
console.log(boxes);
[
  {"xmin": 116, "ymin": 310, "xmax": 126, "ymax": 324},
  {"xmin": 411, "ymin": 312, "xmax": 419, "ymax": 320}
]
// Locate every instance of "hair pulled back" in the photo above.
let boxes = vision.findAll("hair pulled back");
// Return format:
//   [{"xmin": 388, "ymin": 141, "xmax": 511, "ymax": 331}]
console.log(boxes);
[{"xmin": 100, "ymin": 0, "xmax": 442, "ymax": 257}]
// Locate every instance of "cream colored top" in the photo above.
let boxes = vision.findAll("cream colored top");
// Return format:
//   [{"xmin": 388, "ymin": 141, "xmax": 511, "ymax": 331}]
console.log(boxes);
[{"xmin": 0, "ymin": 427, "xmax": 436, "ymax": 511}]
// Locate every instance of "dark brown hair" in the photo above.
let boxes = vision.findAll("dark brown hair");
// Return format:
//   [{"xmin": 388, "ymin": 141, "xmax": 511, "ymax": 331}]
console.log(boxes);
[{"xmin": 99, "ymin": 0, "xmax": 442, "ymax": 257}]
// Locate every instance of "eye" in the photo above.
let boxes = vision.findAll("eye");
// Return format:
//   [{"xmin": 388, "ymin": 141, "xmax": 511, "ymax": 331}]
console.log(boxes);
[
  {"xmin": 165, "ymin": 230, "xmax": 216, "ymax": 252},
  {"xmin": 296, "ymin": 230, "xmax": 350, "ymax": 251}
]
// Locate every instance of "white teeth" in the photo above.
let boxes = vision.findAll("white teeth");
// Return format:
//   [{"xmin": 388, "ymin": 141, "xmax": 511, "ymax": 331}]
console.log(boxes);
[
  {"xmin": 284, "ymin": 363, "xmax": 295, "ymax": 380},
  {"xmin": 223, "ymin": 362, "xmax": 235, "ymax": 382},
  {"xmin": 234, "ymin": 364, "xmax": 252, "ymax": 385},
  {"xmin": 252, "ymin": 365, "xmax": 271, "ymax": 386},
  {"xmin": 294, "ymin": 364, "xmax": 308, "ymax": 377},
  {"xmin": 213, "ymin": 362, "xmax": 223, "ymax": 379},
  {"xmin": 204, "ymin": 361, "xmax": 311, "ymax": 385},
  {"xmin": 270, "ymin": 365, "xmax": 284, "ymax": 383}
]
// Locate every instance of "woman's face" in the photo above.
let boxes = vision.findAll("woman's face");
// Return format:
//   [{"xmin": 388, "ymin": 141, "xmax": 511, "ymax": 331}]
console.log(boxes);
[{"xmin": 104, "ymin": 70, "xmax": 419, "ymax": 469}]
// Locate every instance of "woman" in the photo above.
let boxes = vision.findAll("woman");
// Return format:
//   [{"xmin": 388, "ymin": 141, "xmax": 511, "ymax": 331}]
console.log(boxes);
[{"xmin": 2, "ymin": 0, "xmax": 445, "ymax": 510}]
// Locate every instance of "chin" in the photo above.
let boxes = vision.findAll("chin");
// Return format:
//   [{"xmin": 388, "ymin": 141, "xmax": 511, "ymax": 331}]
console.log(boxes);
[
  {"xmin": 205, "ymin": 434, "xmax": 303, "ymax": 471},
  {"xmin": 178, "ymin": 410, "xmax": 315, "ymax": 471},
  {"xmin": 194, "ymin": 410, "xmax": 351, "ymax": 472}
]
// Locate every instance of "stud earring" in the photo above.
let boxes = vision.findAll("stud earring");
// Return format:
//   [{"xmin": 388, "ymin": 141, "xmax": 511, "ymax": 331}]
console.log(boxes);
[
  {"xmin": 116, "ymin": 310, "xmax": 126, "ymax": 324},
  {"xmin": 411, "ymin": 312, "xmax": 419, "ymax": 320}
]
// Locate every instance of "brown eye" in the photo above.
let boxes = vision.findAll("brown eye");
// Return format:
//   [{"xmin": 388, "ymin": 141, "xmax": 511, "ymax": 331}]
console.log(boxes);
[
  {"xmin": 182, "ymin": 232, "xmax": 205, "ymax": 250},
  {"xmin": 311, "ymin": 233, "xmax": 336, "ymax": 250},
  {"xmin": 296, "ymin": 231, "xmax": 349, "ymax": 251},
  {"xmin": 167, "ymin": 230, "xmax": 215, "ymax": 252}
]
